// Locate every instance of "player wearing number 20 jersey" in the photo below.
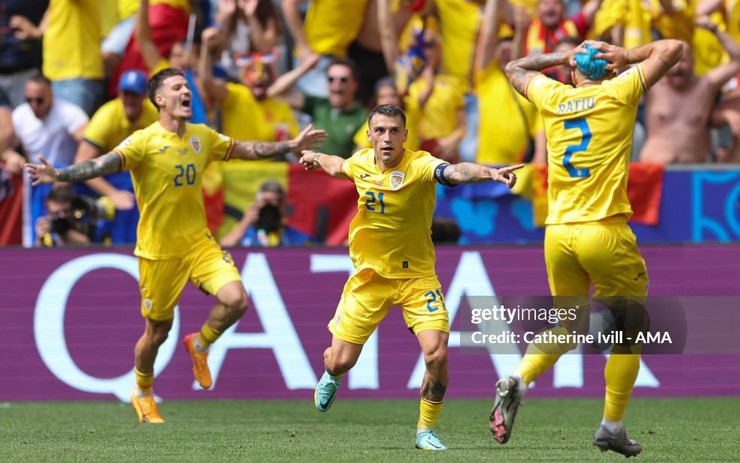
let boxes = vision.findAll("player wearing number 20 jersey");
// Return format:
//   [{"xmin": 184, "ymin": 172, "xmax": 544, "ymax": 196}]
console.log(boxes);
[
  {"xmin": 526, "ymin": 64, "xmax": 648, "ymax": 225},
  {"xmin": 114, "ymin": 122, "xmax": 236, "ymax": 260}
]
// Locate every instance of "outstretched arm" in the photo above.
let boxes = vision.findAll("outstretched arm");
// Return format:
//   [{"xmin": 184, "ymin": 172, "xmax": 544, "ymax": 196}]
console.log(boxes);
[
  {"xmin": 25, "ymin": 152, "xmax": 122, "ymax": 186},
  {"xmin": 231, "ymin": 124, "xmax": 327, "ymax": 161},
  {"xmin": 298, "ymin": 150, "xmax": 347, "ymax": 179},
  {"xmin": 74, "ymin": 141, "xmax": 136, "ymax": 210},
  {"xmin": 442, "ymin": 162, "xmax": 523, "ymax": 187}
]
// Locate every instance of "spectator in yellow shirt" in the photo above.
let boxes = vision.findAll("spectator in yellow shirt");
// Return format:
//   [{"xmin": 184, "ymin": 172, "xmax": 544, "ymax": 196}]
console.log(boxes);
[{"xmin": 73, "ymin": 69, "xmax": 158, "ymax": 243}]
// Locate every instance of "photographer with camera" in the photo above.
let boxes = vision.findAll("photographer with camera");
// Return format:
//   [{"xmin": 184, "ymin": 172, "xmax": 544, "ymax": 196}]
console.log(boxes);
[
  {"xmin": 220, "ymin": 180, "xmax": 312, "ymax": 247},
  {"xmin": 35, "ymin": 186, "xmax": 91, "ymax": 247}
]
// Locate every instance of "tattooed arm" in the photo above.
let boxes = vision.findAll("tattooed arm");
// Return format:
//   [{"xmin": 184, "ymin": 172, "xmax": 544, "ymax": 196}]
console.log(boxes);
[
  {"xmin": 442, "ymin": 162, "xmax": 524, "ymax": 188},
  {"xmin": 231, "ymin": 123, "xmax": 328, "ymax": 161},
  {"xmin": 25, "ymin": 152, "xmax": 122, "ymax": 186},
  {"xmin": 504, "ymin": 51, "xmax": 570, "ymax": 98},
  {"xmin": 232, "ymin": 140, "xmax": 293, "ymax": 161}
]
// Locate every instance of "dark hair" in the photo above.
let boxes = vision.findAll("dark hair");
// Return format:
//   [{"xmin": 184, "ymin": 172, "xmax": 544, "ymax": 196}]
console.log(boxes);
[
  {"xmin": 368, "ymin": 104, "xmax": 406, "ymax": 128},
  {"xmin": 374, "ymin": 76, "xmax": 396, "ymax": 93},
  {"xmin": 46, "ymin": 185, "xmax": 75, "ymax": 204},
  {"xmin": 327, "ymin": 56, "xmax": 360, "ymax": 83},
  {"xmin": 28, "ymin": 72, "xmax": 52, "ymax": 87},
  {"xmin": 254, "ymin": 0, "xmax": 280, "ymax": 33},
  {"xmin": 147, "ymin": 67, "xmax": 185, "ymax": 110},
  {"xmin": 259, "ymin": 180, "xmax": 284, "ymax": 196}
]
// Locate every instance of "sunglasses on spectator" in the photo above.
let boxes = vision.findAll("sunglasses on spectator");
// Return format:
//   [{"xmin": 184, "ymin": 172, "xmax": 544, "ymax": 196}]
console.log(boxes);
[
  {"xmin": 328, "ymin": 76, "xmax": 350, "ymax": 83},
  {"xmin": 25, "ymin": 96, "xmax": 45, "ymax": 104}
]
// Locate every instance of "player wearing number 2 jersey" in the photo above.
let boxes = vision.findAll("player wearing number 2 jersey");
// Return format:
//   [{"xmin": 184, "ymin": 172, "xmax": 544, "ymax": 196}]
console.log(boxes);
[
  {"xmin": 299, "ymin": 104, "xmax": 522, "ymax": 451},
  {"xmin": 489, "ymin": 40, "xmax": 683, "ymax": 457},
  {"xmin": 25, "ymin": 67, "xmax": 327, "ymax": 424}
]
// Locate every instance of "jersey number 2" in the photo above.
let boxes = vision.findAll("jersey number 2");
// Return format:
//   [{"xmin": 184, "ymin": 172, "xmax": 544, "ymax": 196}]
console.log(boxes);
[{"xmin": 563, "ymin": 118, "xmax": 591, "ymax": 178}]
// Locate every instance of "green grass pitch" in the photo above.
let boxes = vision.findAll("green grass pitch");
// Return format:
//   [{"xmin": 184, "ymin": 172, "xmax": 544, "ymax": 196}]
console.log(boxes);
[{"xmin": 2, "ymin": 397, "xmax": 737, "ymax": 462}]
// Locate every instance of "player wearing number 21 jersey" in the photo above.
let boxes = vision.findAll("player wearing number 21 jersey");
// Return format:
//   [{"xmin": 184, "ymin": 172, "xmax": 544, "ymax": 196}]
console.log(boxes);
[{"xmin": 299, "ymin": 104, "xmax": 522, "ymax": 451}]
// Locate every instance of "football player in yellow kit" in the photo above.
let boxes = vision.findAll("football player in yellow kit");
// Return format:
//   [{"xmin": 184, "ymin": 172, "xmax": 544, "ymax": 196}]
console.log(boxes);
[
  {"xmin": 26, "ymin": 67, "xmax": 327, "ymax": 424},
  {"xmin": 490, "ymin": 39, "xmax": 683, "ymax": 457},
  {"xmin": 300, "ymin": 104, "xmax": 522, "ymax": 451}
]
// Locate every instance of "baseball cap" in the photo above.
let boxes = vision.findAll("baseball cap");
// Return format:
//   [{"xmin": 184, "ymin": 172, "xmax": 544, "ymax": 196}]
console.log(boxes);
[{"xmin": 118, "ymin": 70, "xmax": 148, "ymax": 95}]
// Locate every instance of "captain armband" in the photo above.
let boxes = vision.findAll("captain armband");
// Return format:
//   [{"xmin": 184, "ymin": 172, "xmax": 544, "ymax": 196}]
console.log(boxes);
[{"xmin": 434, "ymin": 163, "xmax": 456, "ymax": 187}]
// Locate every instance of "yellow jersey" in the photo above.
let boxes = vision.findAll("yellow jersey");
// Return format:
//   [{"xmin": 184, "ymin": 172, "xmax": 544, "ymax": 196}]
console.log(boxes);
[
  {"xmin": 526, "ymin": 65, "xmax": 648, "ymax": 225},
  {"xmin": 434, "ymin": 0, "xmax": 481, "ymax": 92},
  {"xmin": 85, "ymin": 98, "xmax": 158, "ymax": 151},
  {"xmin": 43, "ymin": 0, "xmax": 104, "ymax": 80},
  {"xmin": 477, "ymin": 62, "xmax": 542, "ymax": 165},
  {"xmin": 222, "ymin": 83, "xmax": 274, "ymax": 142},
  {"xmin": 304, "ymin": 0, "xmax": 369, "ymax": 56},
  {"xmin": 408, "ymin": 74, "xmax": 465, "ymax": 140},
  {"xmin": 258, "ymin": 97, "xmax": 300, "ymax": 141},
  {"xmin": 341, "ymin": 148, "xmax": 445, "ymax": 278},
  {"xmin": 114, "ymin": 122, "xmax": 236, "ymax": 259}
]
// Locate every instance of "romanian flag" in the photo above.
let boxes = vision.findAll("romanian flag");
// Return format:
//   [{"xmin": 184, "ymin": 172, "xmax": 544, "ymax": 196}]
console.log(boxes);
[
  {"xmin": 532, "ymin": 162, "xmax": 664, "ymax": 227},
  {"xmin": 217, "ymin": 163, "xmax": 358, "ymax": 245}
]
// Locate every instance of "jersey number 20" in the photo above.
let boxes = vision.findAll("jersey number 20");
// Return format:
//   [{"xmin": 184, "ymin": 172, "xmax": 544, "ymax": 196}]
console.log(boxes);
[{"xmin": 174, "ymin": 163, "xmax": 196, "ymax": 186}]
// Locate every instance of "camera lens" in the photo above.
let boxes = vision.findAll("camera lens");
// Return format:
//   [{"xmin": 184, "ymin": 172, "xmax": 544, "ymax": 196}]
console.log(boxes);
[
  {"xmin": 257, "ymin": 204, "xmax": 282, "ymax": 233},
  {"xmin": 51, "ymin": 214, "xmax": 71, "ymax": 235}
]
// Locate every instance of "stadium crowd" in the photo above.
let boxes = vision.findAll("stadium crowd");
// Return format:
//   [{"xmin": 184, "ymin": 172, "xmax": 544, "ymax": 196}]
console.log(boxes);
[{"xmin": 1, "ymin": 0, "xmax": 739, "ymax": 248}]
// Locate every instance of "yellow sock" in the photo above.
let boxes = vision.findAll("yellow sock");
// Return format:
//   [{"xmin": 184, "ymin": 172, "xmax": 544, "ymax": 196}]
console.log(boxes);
[
  {"xmin": 516, "ymin": 353, "xmax": 560, "ymax": 385},
  {"xmin": 417, "ymin": 398, "xmax": 443, "ymax": 430},
  {"xmin": 197, "ymin": 323, "xmax": 222, "ymax": 350},
  {"xmin": 603, "ymin": 352, "xmax": 640, "ymax": 422},
  {"xmin": 135, "ymin": 368, "xmax": 154, "ymax": 395},
  {"xmin": 516, "ymin": 326, "xmax": 575, "ymax": 384}
]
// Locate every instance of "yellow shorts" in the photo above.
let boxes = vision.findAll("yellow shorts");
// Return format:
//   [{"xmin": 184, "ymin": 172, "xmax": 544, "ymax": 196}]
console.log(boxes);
[
  {"xmin": 328, "ymin": 269, "xmax": 450, "ymax": 345},
  {"xmin": 138, "ymin": 237, "xmax": 242, "ymax": 321},
  {"xmin": 544, "ymin": 217, "xmax": 648, "ymax": 303}
]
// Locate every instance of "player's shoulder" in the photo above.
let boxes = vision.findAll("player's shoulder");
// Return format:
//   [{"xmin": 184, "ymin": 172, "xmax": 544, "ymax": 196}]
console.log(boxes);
[
  {"xmin": 226, "ymin": 81, "xmax": 257, "ymax": 102},
  {"xmin": 184, "ymin": 122, "xmax": 216, "ymax": 136},
  {"xmin": 88, "ymin": 99, "xmax": 123, "ymax": 126},
  {"xmin": 527, "ymin": 74, "xmax": 567, "ymax": 102},
  {"xmin": 407, "ymin": 148, "xmax": 442, "ymax": 166},
  {"xmin": 120, "ymin": 121, "xmax": 159, "ymax": 146},
  {"xmin": 95, "ymin": 98, "xmax": 123, "ymax": 116},
  {"xmin": 350, "ymin": 147, "xmax": 374, "ymax": 163}
]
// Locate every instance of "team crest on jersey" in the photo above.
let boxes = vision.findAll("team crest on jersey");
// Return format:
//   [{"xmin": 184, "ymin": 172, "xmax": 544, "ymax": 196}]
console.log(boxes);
[
  {"xmin": 390, "ymin": 171, "xmax": 405, "ymax": 190},
  {"xmin": 190, "ymin": 137, "xmax": 201, "ymax": 154}
]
